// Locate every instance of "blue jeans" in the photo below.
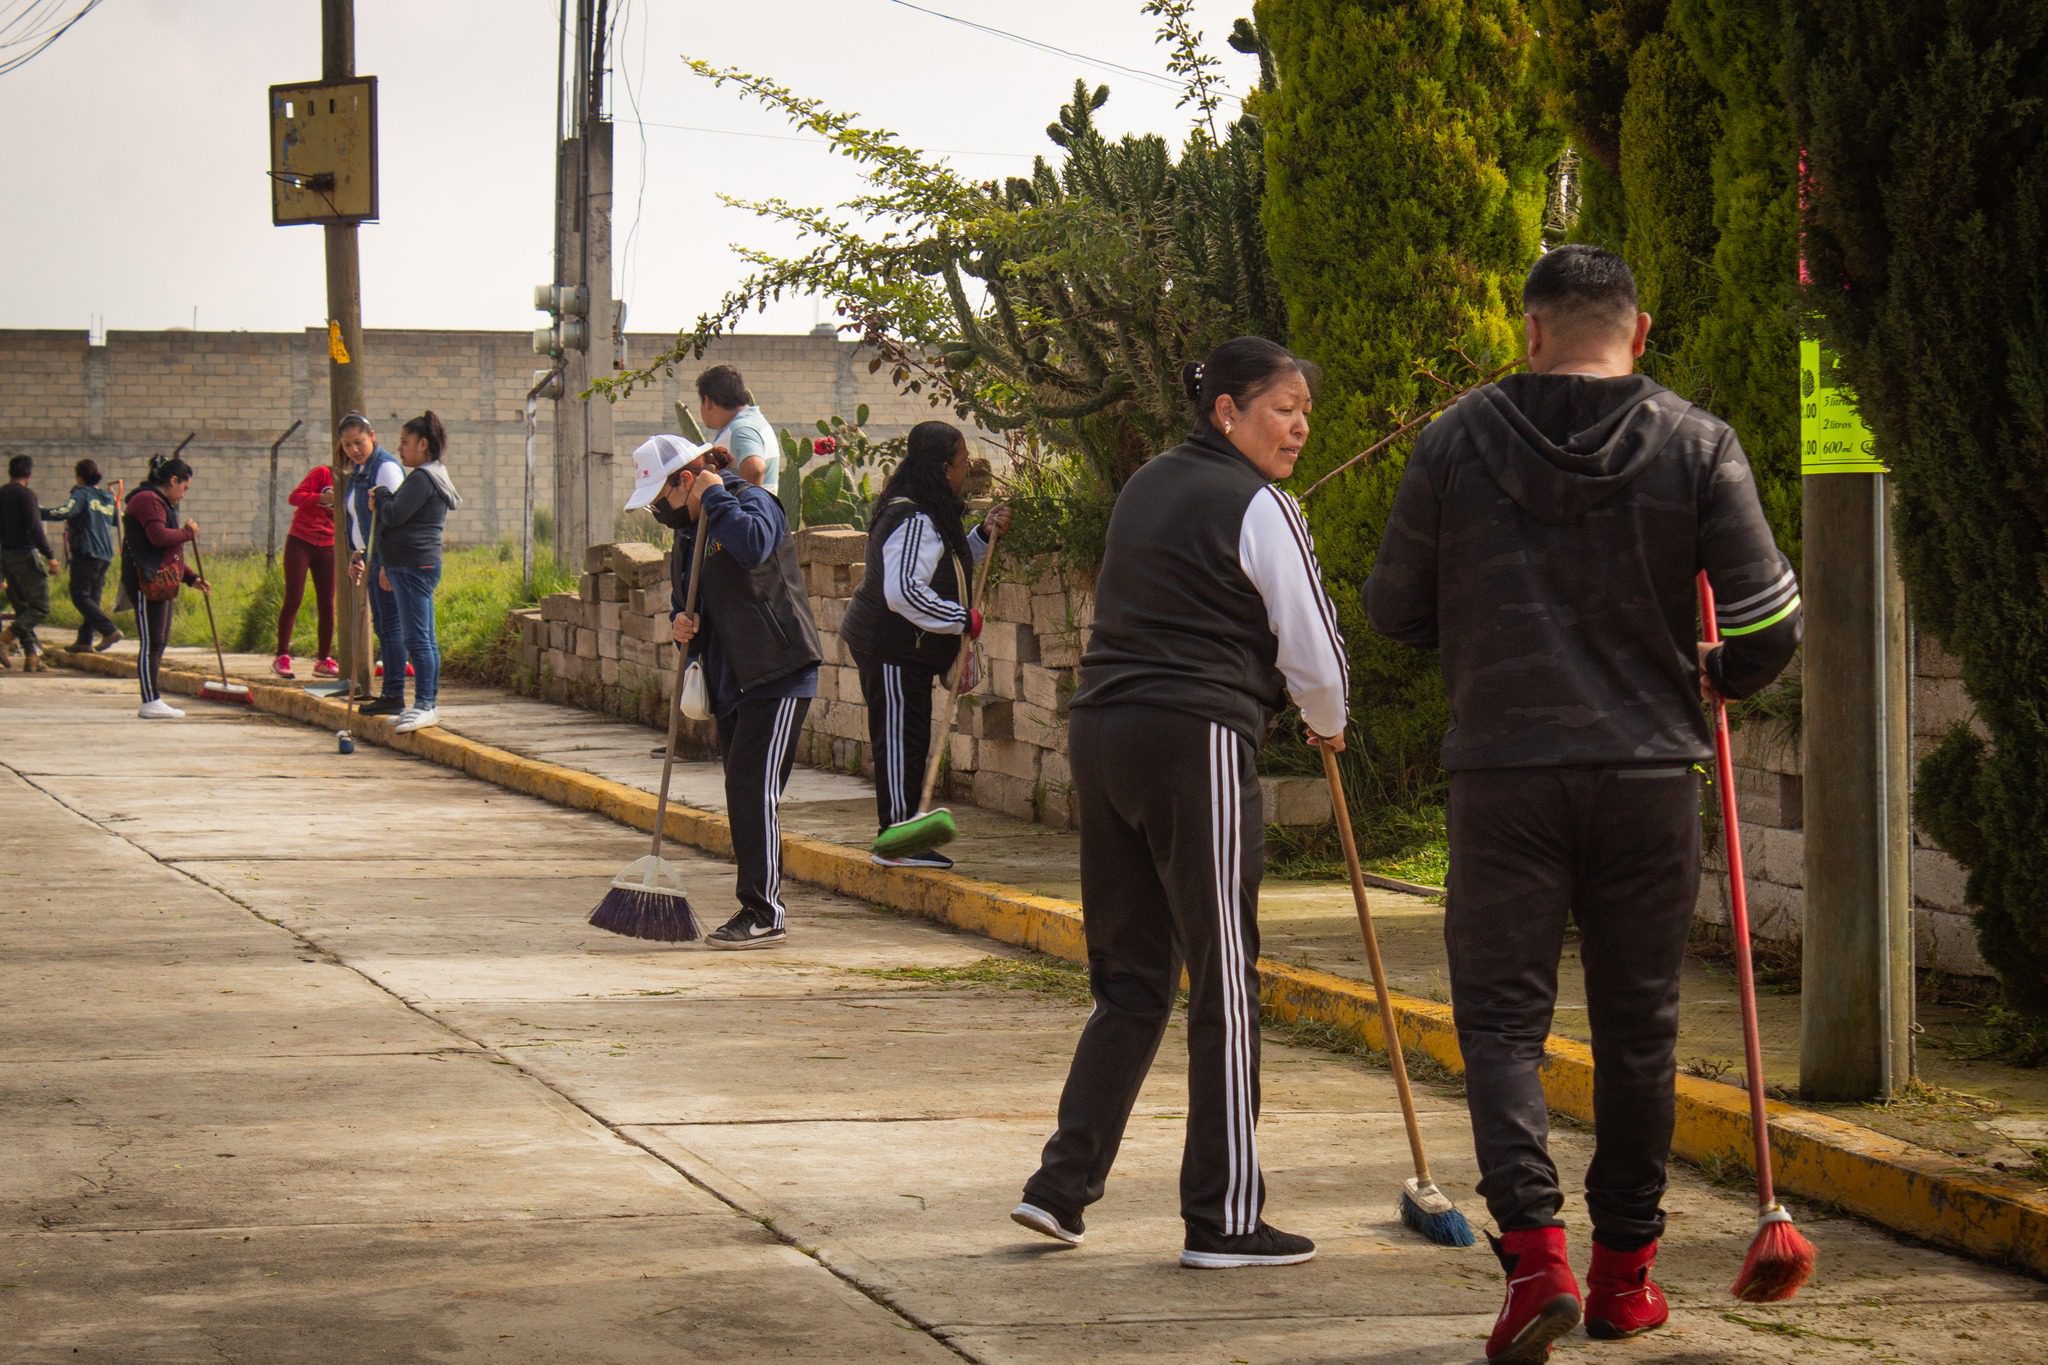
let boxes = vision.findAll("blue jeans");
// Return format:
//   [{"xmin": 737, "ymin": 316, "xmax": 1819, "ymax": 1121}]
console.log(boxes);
[
  {"xmin": 384, "ymin": 563, "xmax": 441, "ymax": 708},
  {"xmin": 367, "ymin": 563, "xmax": 403, "ymax": 699}
]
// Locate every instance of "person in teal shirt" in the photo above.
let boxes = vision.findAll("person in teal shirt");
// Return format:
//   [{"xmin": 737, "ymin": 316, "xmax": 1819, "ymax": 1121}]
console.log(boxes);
[{"xmin": 42, "ymin": 458, "xmax": 121, "ymax": 651}]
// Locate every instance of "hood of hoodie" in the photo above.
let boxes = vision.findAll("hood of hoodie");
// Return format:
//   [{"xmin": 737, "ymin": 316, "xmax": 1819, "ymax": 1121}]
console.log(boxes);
[
  {"xmin": 418, "ymin": 461, "xmax": 463, "ymax": 508},
  {"xmin": 1463, "ymin": 373, "xmax": 1691, "ymax": 524}
]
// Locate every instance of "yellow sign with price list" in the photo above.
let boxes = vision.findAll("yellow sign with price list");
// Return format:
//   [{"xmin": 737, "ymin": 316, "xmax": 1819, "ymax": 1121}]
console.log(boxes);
[{"xmin": 1800, "ymin": 338, "xmax": 1885, "ymax": 474}]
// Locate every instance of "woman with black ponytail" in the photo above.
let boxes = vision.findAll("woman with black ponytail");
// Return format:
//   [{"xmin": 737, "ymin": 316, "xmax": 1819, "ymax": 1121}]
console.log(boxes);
[
  {"xmin": 120, "ymin": 452, "xmax": 204, "ymax": 719},
  {"xmin": 1013, "ymin": 336, "xmax": 1349, "ymax": 1269},
  {"xmin": 369, "ymin": 410, "xmax": 460, "ymax": 734},
  {"xmin": 841, "ymin": 420, "xmax": 1011, "ymax": 869}
]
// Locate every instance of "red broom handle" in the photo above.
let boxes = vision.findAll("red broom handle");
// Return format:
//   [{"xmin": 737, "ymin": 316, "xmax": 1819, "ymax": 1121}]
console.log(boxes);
[{"xmin": 1699, "ymin": 571, "xmax": 1777, "ymax": 1209}]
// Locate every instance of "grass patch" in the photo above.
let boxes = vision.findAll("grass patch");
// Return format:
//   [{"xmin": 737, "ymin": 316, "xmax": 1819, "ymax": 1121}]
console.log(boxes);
[
  {"xmin": 1266, "ymin": 805, "xmax": 1448, "ymax": 888},
  {"xmin": 31, "ymin": 542, "xmax": 575, "ymax": 670},
  {"xmin": 1267, "ymin": 1014, "xmax": 1465, "ymax": 1092},
  {"xmin": 853, "ymin": 954, "xmax": 1092, "ymax": 1005}
]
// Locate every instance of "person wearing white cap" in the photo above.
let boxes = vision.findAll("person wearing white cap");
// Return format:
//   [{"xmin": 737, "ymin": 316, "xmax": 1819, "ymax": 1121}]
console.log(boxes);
[{"xmin": 630, "ymin": 434, "xmax": 822, "ymax": 949}]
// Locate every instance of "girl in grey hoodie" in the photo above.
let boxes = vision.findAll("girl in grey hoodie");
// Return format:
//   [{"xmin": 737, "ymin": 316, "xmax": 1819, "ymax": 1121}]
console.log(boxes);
[{"xmin": 370, "ymin": 410, "xmax": 461, "ymax": 733}]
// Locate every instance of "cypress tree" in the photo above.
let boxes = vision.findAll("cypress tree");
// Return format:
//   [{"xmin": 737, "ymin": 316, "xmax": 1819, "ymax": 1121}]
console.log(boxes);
[
  {"xmin": 1255, "ymin": 0, "xmax": 1557, "ymax": 804},
  {"xmin": 1791, "ymin": 2, "xmax": 2048, "ymax": 1008}
]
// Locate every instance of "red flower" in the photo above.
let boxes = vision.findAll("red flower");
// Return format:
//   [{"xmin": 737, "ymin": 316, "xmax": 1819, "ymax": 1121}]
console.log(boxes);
[{"xmin": 812, "ymin": 436, "xmax": 838, "ymax": 456}]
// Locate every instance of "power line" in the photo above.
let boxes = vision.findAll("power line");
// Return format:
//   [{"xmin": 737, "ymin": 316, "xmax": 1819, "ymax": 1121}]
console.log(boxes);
[
  {"xmin": 882, "ymin": 0, "xmax": 1241, "ymax": 106},
  {"xmin": 0, "ymin": 0, "xmax": 101, "ymax": 75},
  {"xmin": 635, "ymin": 116, "xmax": 1035, "ymax": 161}
]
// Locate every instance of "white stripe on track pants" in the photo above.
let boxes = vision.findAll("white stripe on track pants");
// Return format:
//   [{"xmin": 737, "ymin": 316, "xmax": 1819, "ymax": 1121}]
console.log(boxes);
[
  {"xmin": 1024, "ymin": 702, "xmax": 1268, "ymax": 1238},
  {"xmin": 713, "ymin": 695, "xmax": 810, "ymax": 929}
]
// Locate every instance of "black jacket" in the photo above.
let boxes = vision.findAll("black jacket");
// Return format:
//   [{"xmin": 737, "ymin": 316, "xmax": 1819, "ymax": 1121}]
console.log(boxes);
[
  {"xmin": 841, "ymin": 496, "xmax": 984, "ymax": 672},
  {"xmin": 1364, "ymin": 373, "xmax": 1801, "ymax": 771},
  {"xmin": 656, "ymin": 473, "xmax": 821, "ymax": 710},
  {"xmin": 372, "ymin": 462, "xmax": 461, "ymax": 567}
]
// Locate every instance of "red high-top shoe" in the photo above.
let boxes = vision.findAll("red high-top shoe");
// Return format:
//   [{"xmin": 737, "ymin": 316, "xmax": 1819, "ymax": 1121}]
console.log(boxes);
[
  {"xmin": 1584, "ymin": 1238, "xmax": 1668, "ymax": 1339},
  {"xmin": 1486, "ymin": 1227, "xmax": 1582, "ymax": 1362}
]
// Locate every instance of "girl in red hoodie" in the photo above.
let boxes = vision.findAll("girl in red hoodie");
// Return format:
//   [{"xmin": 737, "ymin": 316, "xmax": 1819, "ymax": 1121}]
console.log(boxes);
[{"xmin": 272, "ymin": 460, "xmax": 337, "ymax": 679}]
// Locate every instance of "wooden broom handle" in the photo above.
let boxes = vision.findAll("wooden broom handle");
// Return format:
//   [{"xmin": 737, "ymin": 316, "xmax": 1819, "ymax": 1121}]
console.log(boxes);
[
  {"xmin": 1322, "ymin": 743, "xmax": 1434, "ymax": 1185},
  {"xmin": 650, "ymin": 516, "xmax": 713, "ymax": 857},
  {"xmin": 914, "ymin": 534, "xmax": 1001, "ymax": 817}
]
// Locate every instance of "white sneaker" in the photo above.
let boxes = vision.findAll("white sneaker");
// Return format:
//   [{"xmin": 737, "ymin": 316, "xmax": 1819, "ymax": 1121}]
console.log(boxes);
[
  {"xmin": 138, "ymin": 699, "xmax": 185, "ymax": 719},
  {"xmin": 393, "ymin": 705, "xmax": 439, "ymax": 734}
]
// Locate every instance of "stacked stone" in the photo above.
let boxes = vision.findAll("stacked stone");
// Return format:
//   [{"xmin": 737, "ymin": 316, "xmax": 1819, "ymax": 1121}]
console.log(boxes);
[{"xmin": 510, "ymin": 528, "xmax": 1336, "ymax": 838}]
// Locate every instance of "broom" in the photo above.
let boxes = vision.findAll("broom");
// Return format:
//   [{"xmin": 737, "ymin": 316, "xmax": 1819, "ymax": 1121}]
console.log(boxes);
[
  {"xmin": 873, "ymin": 534, "xmax": 1001, "ymax": 859},
  {"xmin": 1699, "ymin": 571, "xmax": 1816, "ymax": 1302},
  {"xmin": 187, "ymin": 540, "xmax": 253, "ymax": 706},
  {"xmin": 1320, "ymin": 742, "xmax": 1476, "ymax": 1247},
  {"xmin": 588, "ymin": 517, "xmax": 711, "ymax": 942}
]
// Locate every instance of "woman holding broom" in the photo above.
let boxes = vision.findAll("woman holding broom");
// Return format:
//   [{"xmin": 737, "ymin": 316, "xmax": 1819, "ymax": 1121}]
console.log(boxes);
[
  {"xmin": 842, "ymin": 420, "xmax": 1010, "ymax": 870},
  {"xmin": 1013, "ymin": 336, "xmax": 1350, "ymax": 1268},
  {"xmin": 120, "ymin": 453, "xmax": 207, "ymax": 720},
  {"xmin": 646, "ymin": 438, "xmax": 821, "ymax": 950}
]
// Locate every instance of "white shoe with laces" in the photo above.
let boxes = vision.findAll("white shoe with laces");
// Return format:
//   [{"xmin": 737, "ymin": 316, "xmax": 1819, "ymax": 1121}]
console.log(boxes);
[
  {"xmin": 393, "ymin": 705, "xmax": 439, "ymax": 734},
  {"xmin": 138, "ymin": 699, "xmax": 185, "ymax": 719}
]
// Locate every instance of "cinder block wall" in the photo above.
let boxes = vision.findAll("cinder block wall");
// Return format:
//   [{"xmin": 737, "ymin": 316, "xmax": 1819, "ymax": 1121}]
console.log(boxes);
[
  {"xmin": 0, "ymin": 327, "xmax": 942, "ymax": 553},
  {"xmin": 509, "ymin": 529, "xmax": 1334, "ymax": 835},
  {"xmin": 1696, "ymin": 635, "xmax": 1990, "ymax": 979}
]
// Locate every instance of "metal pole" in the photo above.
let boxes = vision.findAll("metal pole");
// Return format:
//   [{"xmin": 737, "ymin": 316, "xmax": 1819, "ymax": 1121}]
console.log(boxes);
[
  {"xmin": 522, "ymin": 370, "xmax": 559, "ymax": 596},
  {"xmin": 322, "ymin": 0, "xmax": 367, "ymax": 693},
  {"xmin": 265, "ymin": 419, "xmax": 303, "ymax": 572}
]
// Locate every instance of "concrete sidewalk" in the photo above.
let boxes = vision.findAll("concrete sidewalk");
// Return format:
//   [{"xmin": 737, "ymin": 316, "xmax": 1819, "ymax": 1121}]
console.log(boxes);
[{"xmin": 9, "ymin": 669, "xmax": 2048, "ymax": 1361}]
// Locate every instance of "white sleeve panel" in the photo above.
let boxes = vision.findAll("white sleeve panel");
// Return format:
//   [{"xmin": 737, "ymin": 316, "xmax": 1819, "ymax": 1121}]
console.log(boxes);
[
  {"xmin": 1239, "ymin": 486, "xmax": 1350, "ymax": 739},
  {"xmin": 969, "ymin": 522, "xmax": 991, "ymax": 568},
  {"xmin": 376, "ymin": 462, "xmax": 404, "ymax": 494},
  {"xmin": 880, "ymin": 511, "xmax": 971, "ymax": 634}
]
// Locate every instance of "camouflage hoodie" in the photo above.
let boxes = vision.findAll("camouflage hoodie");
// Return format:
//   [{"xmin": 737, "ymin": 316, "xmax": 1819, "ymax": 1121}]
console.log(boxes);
[{"xmin": 1364, "ymin": 373, "xmax": 1800, "ymax": 771}]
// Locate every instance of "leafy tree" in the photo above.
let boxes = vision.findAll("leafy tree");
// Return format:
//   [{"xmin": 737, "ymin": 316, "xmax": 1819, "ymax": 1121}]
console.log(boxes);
[
  {"xmin": 1791, "ymin": 2, "xmax": 2048, "ymax": 1009},
  {"xmin": 1255, "ymin": 0, "xmax": 1558, "ymax": 805}
]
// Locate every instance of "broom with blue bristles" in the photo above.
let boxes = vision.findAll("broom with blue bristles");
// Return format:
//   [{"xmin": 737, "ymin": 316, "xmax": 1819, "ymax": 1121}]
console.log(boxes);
[
  {"xmin": 1320, "ymin": 742, "xmax": 1476, "ymax": 1248},
  {"xmin": 588, "ymin": 517, "xmax": 711, "ymax": 942}
]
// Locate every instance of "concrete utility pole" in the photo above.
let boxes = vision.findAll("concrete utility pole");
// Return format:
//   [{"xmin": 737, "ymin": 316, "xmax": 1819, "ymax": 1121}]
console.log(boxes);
[
  {"xmin": 1800, "ymin": 357, "xmax": 1913, "ymax": 1101},
  {"xmin": 323, "ymin": 0, "xmax": 368, "ymax": 691},
  {"xmin": 541, "ymin": 0, "xmax": 618, "ymax": 566}
]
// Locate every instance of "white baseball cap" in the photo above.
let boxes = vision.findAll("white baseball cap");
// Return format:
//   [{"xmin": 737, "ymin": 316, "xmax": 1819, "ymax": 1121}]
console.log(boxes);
[{"xmin": 622, "ymin": 433, "xmax": 709, "ymax": 511}]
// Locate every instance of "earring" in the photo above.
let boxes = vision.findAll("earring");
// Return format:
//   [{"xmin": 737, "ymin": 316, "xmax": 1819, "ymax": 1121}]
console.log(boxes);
[{"xmin": 1224, "ymin": 420, "xmax": 1234, "ymax": 433}]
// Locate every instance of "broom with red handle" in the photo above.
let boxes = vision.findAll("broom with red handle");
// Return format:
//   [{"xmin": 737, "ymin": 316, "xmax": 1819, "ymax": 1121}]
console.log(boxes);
[{"xmin": 1699, "ymin": 570, "xmax": 1815, "ymax": 1302}]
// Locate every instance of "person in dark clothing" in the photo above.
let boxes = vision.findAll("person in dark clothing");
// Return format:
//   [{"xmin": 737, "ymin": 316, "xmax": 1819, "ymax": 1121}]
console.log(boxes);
[
  {"xmin": 339, "ymin": 413, "xmax": 407, "ymax": 709},
  {"xmin": 1364, "ymin": 245, "xmax": 1802, "ymax": 1362},
  {"xmin": 1015, "ymin": 337, "xmax": 1350, "ymax": 1270},
  {"xmin": 41, "ymin": 458, "xmax": 121, "ymax": 652},
  {"xmin": 272, "ymin": 461, "xmax": 337, "ymax": 679},
  {"xmin": 120, "ymin": 453, "xmax": 207, "ymax": 718},
  {"xmin": 0, "ymin": 454, "xmax": 59, "ymax": 671},
  {"xmin": 370, "ymin": 411, "xmax": 460, "ymax": 734},
  {"xmin": 637, "ymin": 435, "xmax": 822, "ymax": 949},
  {"xmin": 841, "ymin": 420, "xmax": 1011, "ymax": 869}
]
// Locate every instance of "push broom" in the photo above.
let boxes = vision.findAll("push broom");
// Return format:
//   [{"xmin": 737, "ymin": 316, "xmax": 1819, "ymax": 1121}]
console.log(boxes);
[
  {"xmin": 588, "ymin": 519, "xmax": 711, "ymax": 942},
  {"xmin": 1320, "ymin": 743, "xmax": 1476, "ymax": 1247},
  {"xmin": 872, "ymin": 535, "xmax": 1001, "ymax": 859},
  {"xmin": 1699, "ymin": 570, "xmax": 1816, "ymax": 1302},
  {"xmin": 187, "ymin": 540, "xmax": 253, "ymax": 706}
]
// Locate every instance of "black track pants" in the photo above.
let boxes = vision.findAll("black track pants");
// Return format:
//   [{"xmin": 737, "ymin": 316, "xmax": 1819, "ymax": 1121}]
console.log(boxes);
[
  {"xmin": 854, "ymin": 651, "xmax": 938, "ymax": 833},
  {"xmin": 714, "ymin": 695, "xmax": 811, "ymax": 927},
  {"xmin": 1445, "ymin": 765, "xmax": 1700, "ymax": 1250},
  {"xmin": 1025, "ymin": 703, "xmax": 1268, "ymax": 1238}
]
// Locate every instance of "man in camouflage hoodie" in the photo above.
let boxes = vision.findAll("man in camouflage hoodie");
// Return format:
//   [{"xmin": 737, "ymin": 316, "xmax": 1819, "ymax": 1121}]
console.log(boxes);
[{"xmin": 1366, "ymin": 245, "xmax": 1800, "ymax": 1362}]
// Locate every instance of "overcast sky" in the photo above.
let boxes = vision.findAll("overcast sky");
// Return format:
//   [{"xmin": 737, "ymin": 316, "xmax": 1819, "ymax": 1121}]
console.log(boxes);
[{"xmin": 0, "ymin": 0, "xmax": 1261, "ymax": 340}]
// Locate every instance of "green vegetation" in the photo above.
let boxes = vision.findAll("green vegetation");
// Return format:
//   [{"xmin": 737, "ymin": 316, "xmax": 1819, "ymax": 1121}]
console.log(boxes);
[
  {"xmin": 1255, "ymin": 0, "xmax": 1557, "ymax": 811},
  {"xmin": 33, "ymin": 542, "xmax": 575, "ymax": 678},
  {"xmin": 1791, "ymin": 2, "xmax": 2048, "ymax": 1014}
]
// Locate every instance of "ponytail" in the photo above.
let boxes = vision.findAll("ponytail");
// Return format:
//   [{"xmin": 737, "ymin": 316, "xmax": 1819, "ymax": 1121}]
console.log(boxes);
[
  {"xmin": 147, "ymin": 453, "xmax": 193, "ymax": 485},
  {"xmin": 401, "ymin": 410, "xmax": 447, "ymax": 461}
]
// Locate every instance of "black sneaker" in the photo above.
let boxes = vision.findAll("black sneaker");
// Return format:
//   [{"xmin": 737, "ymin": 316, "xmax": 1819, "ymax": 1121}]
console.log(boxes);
[
  {"xmin": 871, "ymin": 849, "xmax": 955, "ymax": 871},
  {"xmin": 1011, "ymin": 1200, "xmax": 1084, "ymax": 1246},
  {"xmin": 706, "ymin": 908, "xmax": 786, "ymax": 950},
  {"xmin": 1179, "ymin": 1221, "xmax": 1316, "ymax": 1268},
  {"xmin": 359, "ymin": 696, "xmax": 407, "ymax": 716}
]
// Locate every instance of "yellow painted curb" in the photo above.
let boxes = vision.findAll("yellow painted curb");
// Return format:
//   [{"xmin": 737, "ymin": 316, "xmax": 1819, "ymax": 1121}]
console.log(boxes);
[{"xmin": 50, "ymin": 649, "xmax": 2048, "ymax": 1279}]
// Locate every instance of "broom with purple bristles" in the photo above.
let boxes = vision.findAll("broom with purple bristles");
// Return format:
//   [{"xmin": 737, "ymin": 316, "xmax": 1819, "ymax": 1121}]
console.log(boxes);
[{"xmin": 588, "ymin": 519, "xmax": 711, "ymax": 942}]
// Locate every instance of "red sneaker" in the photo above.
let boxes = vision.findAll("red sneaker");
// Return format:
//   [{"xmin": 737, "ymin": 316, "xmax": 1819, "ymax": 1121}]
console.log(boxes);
[
  {"xmin": 272, "ymin": 654, "xmax": 295, "ymax": 679},
  {"xmin": 313, "ymin": 657, "xmax": 339, "ymax": 678},
  {"xmin": 1486, "ymin": 1227, "xmax": 1581, "ymax": 1362},
  {"xmin": 1584, "ymin": 1239, "xmax": 1668, "ymax": 1339}
]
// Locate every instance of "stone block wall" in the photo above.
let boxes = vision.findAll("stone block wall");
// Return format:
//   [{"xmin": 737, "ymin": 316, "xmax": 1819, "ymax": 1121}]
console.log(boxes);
[
  {"xmin": 1696, "ymin": 634, "xmax": 1990, "ymax": 979},
  {"xmin": 0, "ymin": 327, "xmax": 946, "ymax": 554},
  {"xmin": 508, "ymin": 529, "xmax": 1333, "ymax": 834}
]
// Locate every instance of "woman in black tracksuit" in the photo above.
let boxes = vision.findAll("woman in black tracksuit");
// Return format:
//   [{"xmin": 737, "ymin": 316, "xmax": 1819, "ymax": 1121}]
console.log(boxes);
[
  {"xmin": 841, "ymin": 421, "xmax": 1011, "ymax": 869},
  {"xmin": 650, "ymin": 443, "xmax": 824, "ymax": 950},
  {"xmin": 121, "ymin": 454, "xmax": 205, "ymax": 720},
  {"xmin": 1013, "ymin": 337, "xmax": 1350, "ymax": 1269}
]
